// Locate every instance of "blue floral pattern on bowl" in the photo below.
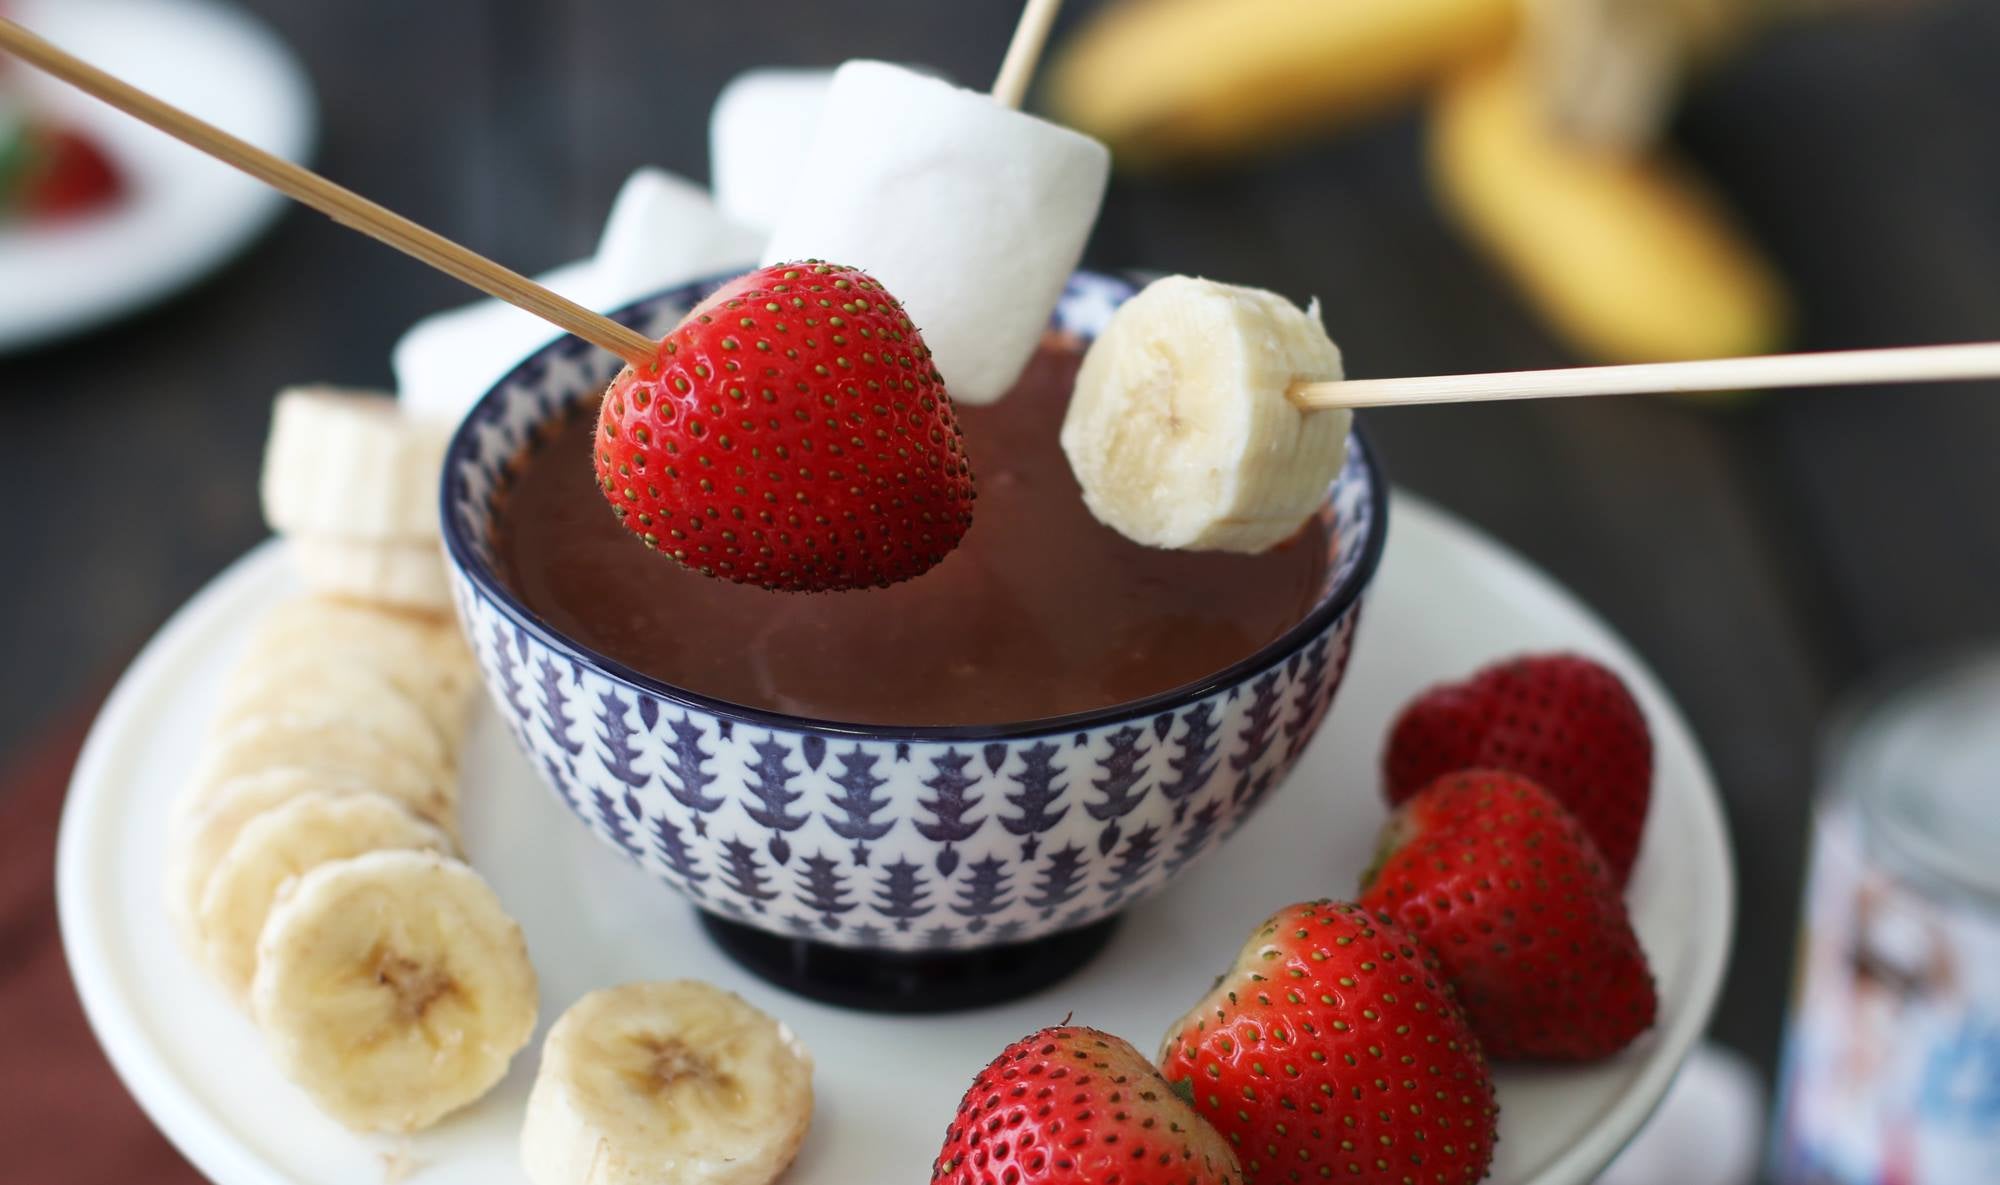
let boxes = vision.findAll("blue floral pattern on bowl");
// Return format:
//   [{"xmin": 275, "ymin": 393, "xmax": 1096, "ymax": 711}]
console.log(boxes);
[{"xmin": 441, "ymin": 270, "xmax": 1388, "ymax": 952}]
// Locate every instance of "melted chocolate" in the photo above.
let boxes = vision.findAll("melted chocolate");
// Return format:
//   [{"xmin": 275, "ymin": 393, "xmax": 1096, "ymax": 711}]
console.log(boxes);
[{"xmin": 492, "ymin": 343, "xmax": 1329, "ymax": 727}]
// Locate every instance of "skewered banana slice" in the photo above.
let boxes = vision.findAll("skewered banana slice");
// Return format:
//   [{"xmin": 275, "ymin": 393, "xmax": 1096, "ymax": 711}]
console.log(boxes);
[
  {"xmin": 252, "ymin": 850, "xmax": 538, "ymax": 1133},
  {"xmin": 217, "ymin": 659, "xmax": 451, "ymax": 776},
  {"xmin": 196, "ymin": 789, "xmax": 454, "ymax": 998},
  {"xmin": 288, "ymin": 536, "xmax": 454, "ymax": 614},
  {"xmin": 189, "ymin": 713, "xmax": 458, "ymax": 829},
  {"xmin": 165, "ymin": 767, "xmax": 372, "ymax": 955},
  {"xmin": 247, "ymin": 596, "xmax": 479, "ymax": 742},
  {"xmin": 1059, "ymin": 275, "xmax": 1350, "ymax": 554},
  {"xmin": 520, "ymin": 981, "xmax": 814, "ymax": 1185},
  {"xmin": 260, "ymin": 387, "xmax": 452, "ymax": 541}
]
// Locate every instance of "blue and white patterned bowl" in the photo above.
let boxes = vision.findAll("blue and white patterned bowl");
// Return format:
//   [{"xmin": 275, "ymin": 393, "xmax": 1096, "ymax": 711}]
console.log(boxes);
[{"xmin": 441, "ymin": 270, "xmax": 1387, "ymax": 957}]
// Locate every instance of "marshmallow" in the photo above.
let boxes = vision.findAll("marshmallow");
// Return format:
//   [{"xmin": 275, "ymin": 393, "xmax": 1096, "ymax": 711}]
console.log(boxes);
[
  {"xmin": 594, "ymin": 166, "xmax": 762, "ymax": 294},
  {"xmin": 395, "ymin": 169, "xmax": 759, "ymax": 428},
  {"xmin": 761, "ymin": 61, "xmax": 1112, "ymax": 405},
  {"xmin": 392, "ymin": 259, "xmax": 610, "ymax": 428},
  {"xmin": 709, "ymin": 68, "xmax": 836, "ymax": 235}
]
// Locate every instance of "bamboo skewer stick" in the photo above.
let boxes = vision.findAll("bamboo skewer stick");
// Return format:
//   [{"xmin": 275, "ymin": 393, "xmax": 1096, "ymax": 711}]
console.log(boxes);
[
  {"xmin": 0, "ymin": 18, "xmax": 658, "ymax": 369},
  {"xmin": 992, "ymin": 0, "xmax": 1065, "ymax": 109},
  {"xmin": 1287, "ymin": 341, "xmax": 2000, "ymax": 410},
  {"xmin": 14, "ymin": 17, "xmax": 1992, "ymax": 413}
]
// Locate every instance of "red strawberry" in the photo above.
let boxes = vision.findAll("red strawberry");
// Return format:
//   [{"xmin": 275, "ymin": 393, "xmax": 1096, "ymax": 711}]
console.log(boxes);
[
  {"xmin": 932, "ymin": 1025, "xmax": 1241, "ymax": 1185},
  {"xmin": 1382, "ymin": 653, "xmax": 1652, "ymax": 884},
  {"xmin": 1159, "ymin": 901, "xmax": 1496, "ymax": 1185},
  {"xmin": 594, "ymin": 261, "xmax": 976, "ymax": 592},
  {"xmin": 1359, "ymin": 770, "xmax": 1658, "ymax": 1061},
  {"xmin": 18, "ymin": 126, "xmax": 123, "ymax": 218}
]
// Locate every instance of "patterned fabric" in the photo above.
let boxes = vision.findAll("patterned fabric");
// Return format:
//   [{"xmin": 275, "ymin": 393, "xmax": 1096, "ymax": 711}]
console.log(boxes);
[
  {"xmin": 1, "ymin": 709, "xmax": 204, "ymax": 1184},
  {"xmin": 443, "ymin": 272, "xmax": 1383, "ymax": 952}
]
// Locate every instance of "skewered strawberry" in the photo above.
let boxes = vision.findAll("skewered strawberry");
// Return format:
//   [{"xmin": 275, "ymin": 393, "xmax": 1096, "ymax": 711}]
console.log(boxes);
[{"xmin": 594, "ymin": 261, "xmax": 976, "ymax": 592}]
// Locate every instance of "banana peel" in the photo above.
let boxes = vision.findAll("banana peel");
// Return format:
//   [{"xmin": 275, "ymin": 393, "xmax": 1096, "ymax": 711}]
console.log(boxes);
[
  {"xmin": 1429, "ymin": 51, "xmax": 1790, "ymax": 366},
  {"xmin": 1047, "ymin": 0, "xmax": 1516, "ymax": 166}
]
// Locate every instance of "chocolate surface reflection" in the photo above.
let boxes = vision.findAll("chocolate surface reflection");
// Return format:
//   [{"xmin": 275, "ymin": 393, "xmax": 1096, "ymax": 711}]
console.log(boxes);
[{"xmin": 493, "ymin": 342, "xmax": 1331, "ymax": 726}]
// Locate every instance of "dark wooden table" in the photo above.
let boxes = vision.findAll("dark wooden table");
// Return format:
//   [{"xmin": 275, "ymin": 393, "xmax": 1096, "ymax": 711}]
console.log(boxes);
[{"xmin": 4, "ymin": 0, "xmax": 1998, "ymax": 1168}]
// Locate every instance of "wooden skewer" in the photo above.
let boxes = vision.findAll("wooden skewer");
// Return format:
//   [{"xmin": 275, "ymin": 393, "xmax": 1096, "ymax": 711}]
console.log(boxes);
[
  {"xmin": 0, "ymin": 18, "xmax": 658, "ymax": 369},
  {"xmin": 1287, "ymin": 341, "xmax": 2000, "ymax": 410},
  {"xmin": 22, "ymin": 16, "xmax": 1990, "ymax": 412},
  {"xmin": 992, "ymin": 0, "xmax": 1065, "ymax": 109}
]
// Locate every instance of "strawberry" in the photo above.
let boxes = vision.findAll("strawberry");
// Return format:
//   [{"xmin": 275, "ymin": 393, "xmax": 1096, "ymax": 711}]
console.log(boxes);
[
  {"xmin": 15, "ymin": 125, "xmax": 123, "ymax": 219},
  {"xmin": 594, "ymin": 261, "xmax": 976, "ymax": 592},
  {"xmin": 1382, "ymin": 653, "xmax": 1652, "ymax": 884},
  {"xmin": 932, "ymin": 1025, "xmax": 1241, "ymax": 1185},
  {"xmin": 1159, "ymin": 901, "xmax": 1496, "ymax": 1185},
  {"xmin": 1359, "ymin": 770, "xmax": 1657, "ymax": 1061}
]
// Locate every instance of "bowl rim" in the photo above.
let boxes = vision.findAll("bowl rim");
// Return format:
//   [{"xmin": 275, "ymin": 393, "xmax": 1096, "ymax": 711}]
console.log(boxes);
[{"xmin": 441, "ymin": 271, "xmax": 1392, "ymax": 742}]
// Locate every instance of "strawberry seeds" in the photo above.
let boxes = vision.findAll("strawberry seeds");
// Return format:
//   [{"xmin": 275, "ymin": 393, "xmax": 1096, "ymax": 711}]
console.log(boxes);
[{"xmin": 594, "ymin": 261, "xmax": 976, "ymax": 593}]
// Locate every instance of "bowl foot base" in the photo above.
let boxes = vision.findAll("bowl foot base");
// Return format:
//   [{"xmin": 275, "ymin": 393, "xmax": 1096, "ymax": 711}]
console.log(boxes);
[{"xmin": 697, "ymin": 912, "xmax": 1121, "ymax": 1013}]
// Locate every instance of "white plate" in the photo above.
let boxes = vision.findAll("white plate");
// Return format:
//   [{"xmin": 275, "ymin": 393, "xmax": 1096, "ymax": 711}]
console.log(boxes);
[
  {"xmin": 0, "ymin": 0, "xmax": 314, "ymax": 353},
  {"xmin": 57, "ymin": 497, "xmax": 1733, "ymax": 1185}
]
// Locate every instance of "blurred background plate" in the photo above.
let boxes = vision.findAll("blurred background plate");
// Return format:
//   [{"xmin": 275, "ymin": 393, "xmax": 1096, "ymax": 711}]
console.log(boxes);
[
  {"xmin": 0, "ymin": 0, "xmax": 313, "ymax": 354},
  {"xmin": 56, "ymin": 497, "xmax": 1732, "ymax": 1185}
]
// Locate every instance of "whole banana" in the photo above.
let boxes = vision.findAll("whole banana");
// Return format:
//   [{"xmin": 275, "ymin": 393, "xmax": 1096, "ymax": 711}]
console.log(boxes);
[
  {"xmin": 1430, "ymin": 50, "xmax": 1789, "ymax": 364},
  {"xmin": 1048, "ymin": 0, "xmax": 1516, "ymax": 164}
]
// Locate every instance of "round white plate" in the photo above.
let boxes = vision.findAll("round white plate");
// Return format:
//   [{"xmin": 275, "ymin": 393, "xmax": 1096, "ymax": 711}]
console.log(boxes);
[
  {"xmin": 0, "ymin": 0, "xmax": 314, "ymax": 353},
  {"xmin": 57, "ymin": 497, "xmax": 1733, "ymax": 1185}
]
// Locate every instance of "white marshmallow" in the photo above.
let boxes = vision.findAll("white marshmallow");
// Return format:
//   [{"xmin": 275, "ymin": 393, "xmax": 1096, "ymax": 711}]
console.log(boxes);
[
  {"xmin": 394, "ymin": 169, "xmax": 759, "ymax": 428},
  {"xmin": 392, "ymin": 259, "xmax": 610, "ymax": 429},
  {"xmin": 709, "ymin": 68, "xmax": 836, "ymax": 235},
  {"xmin": 594, "ymin": 166, "xmax": 762, "ymax": 294},
  {"xmin": 761, "ymin": 61, "xmax": 1111, "ymax": 405}
]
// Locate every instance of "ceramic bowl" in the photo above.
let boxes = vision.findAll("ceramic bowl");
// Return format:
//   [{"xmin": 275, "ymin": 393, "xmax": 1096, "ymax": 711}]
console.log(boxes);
[{"xmin": 441, "ymin": 270, "xmax": 1388, "ymax": 1008}]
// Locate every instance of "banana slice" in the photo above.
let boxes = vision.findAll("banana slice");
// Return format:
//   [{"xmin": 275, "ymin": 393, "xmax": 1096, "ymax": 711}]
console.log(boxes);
[
  {"xmin": 217, "ymin": 659, "xmax": 451, "ymax": 777},
  {"xmin": 252, "ymin": 849, "xmax": 537, "ymax": 1133},
  {"xmin": 1059, "ymin": 274, "xmax": 1350, "ymax": 553},
  {"xmin": 189, "ymin": 713, "xmax": 458, "ymax": 830},
  {"xmin": 196, "ymin": 789, "xmax": 453, "ymax": 998},
  {"xmin": 166, "ymin": 767, "xmax": 373, "ymax": 956},
  {"xmin": 247, "ymin": 596, "xmax": 479, "ymax": 743},
  {"xmin": 520, "ymin": 981, "xmax": 814, "ymax": 1185},
  {"xmin": 287, "ymin": 536, "xmax": 454, "ymax": 614},
  {"xmin": 260, "ymin": 387, "xmax": 452, "ymax": 541}
]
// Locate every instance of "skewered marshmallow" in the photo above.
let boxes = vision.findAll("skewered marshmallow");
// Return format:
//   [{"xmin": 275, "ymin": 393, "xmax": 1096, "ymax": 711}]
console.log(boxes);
[{"xmin": 760, "ymin": 61, "xmax": 1111, "ymax": 405}]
